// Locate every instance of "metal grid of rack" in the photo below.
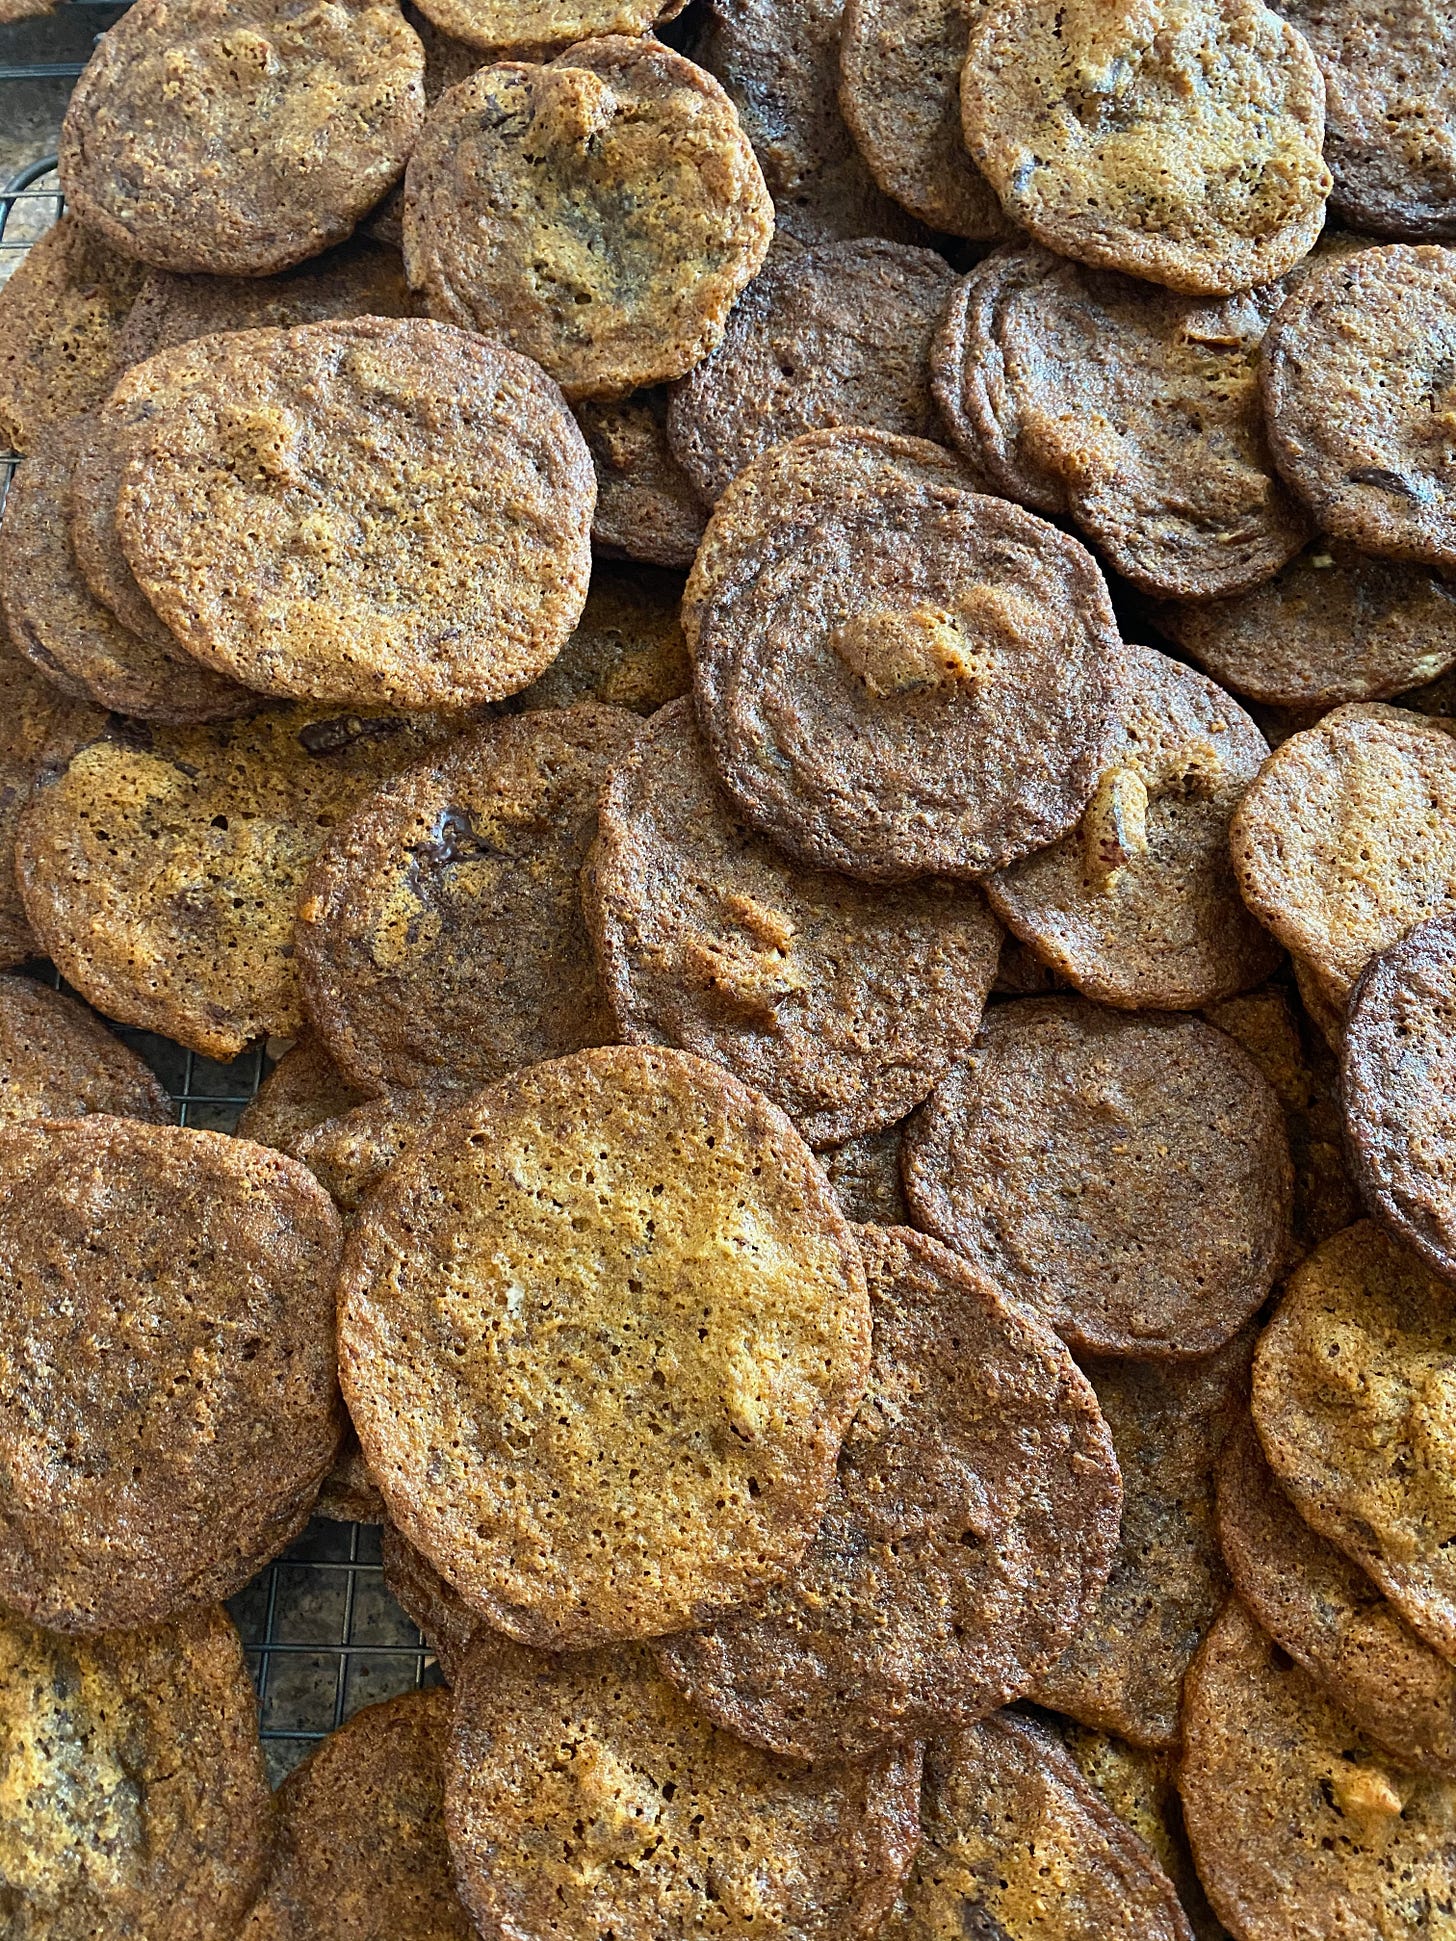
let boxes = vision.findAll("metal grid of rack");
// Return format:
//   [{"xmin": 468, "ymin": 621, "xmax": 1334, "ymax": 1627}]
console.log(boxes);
[{"xmin": 2, "ymin": 11, "xmax": 441, "ymax": 1785}]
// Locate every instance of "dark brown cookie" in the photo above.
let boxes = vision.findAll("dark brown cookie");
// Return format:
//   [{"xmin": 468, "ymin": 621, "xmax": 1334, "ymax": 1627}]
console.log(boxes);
[
  {"xmin": 1262, "ymin": 244, "xmax": 1456, "ymax": 571},
  {"xmin": 837, "ymin": 0, "xmax": 1009, "ymax": 237},
  {"xmin": 0, "ymin": 648, "xmax": 104, "ymax": 972},
  {"xmin": 403, "ymin": 38, "xmax": 773, "ymax": 400},
  {"xmin": 1345, "ymin": 914, "xmax": 1456, "ymax": 1279},
  {"xmin": 0, "ymin": 214, "xmax": 146, "ymax": 454},
  {"xmin": 687, "ymin": 428, "xmax": 1122, "ymax": 881},
  {"xmin": 381, "ymin": 1520, "xmax": 482, "ymax": 1682},
  {"xmin": 574, "ymin": 392, "xmax": 709, "ymax": 568},
  {"xmin": 961, "ymin": 0, "xmax": 1331, "ymax": 297},
  {"xmin": 904, "ymin": 998, "xmax": 1292, "ymax": 1358},
  {"xmin": 0, "ymin": 418, "xmax": 257, "ymax": 722},
  {"xmin": 653, "ymin": 1225, "xmax": 1121, "ymax": 1759},
  {"xmin": 0, "ymin": 975, "xmax": 172, "ymax": 1127},
  {"xmin": 1179, "ymin": 1599, "xmax": 1456, "ymax": 1941},
  {"xmin": 666, "ymin": 240, "xmax": 957, "ymax": 505},
  {"xmin": 0, "ymin": 1605, "xmax": 270, "ymax": 1941},
  {"xmin": 1150, "ymin": 537, "xmax": 1456, "ymax": 708},
  {"xmin": 985, "ymin": 643, "xmax": 1282, "ymax": 1011},
  {"xmin": 1032, "ymin": 1330, "xmax": 1253, "ymax": 1752},
  {"xmin": 502, "ymin": 563, "xmax": 690, "ymax": 716},
  {"xmin": 445, "ymin": 1632, "xmax": 922, "ymax": 1940},
  {"xmin": 16, "ymin": 704, "xmax": 479, "ymax": 1060},
  {"xmin": 879, "ymin": 1710, "xmax": 1195, "ymax": 1941},
  {"xmin": 817, "ymin": 1121, "xmax": 909, "ymax": 1226},
  {"xmin": 298, "ymin": 704, "xmax": 637, "ymax": 1094},
  {"xmin": 289, "ymin": 1091, "xmax": 448, "ymax": 1216},
  {"xmin": 115, "ymin": 319, "xmax": 596, "ymax": 709},
  {"xmin": 238, "ymin": 1690, "xmax": 473, "ymax": 1941},
  {"xmin": 235, "ymin": 1035, "xmax": 368, "ymax": 1151},
  {"xmin": 1253, "ymin": 1219, "xmax": 1456, "ymax": 1662},
  {"xmin": 584, "ymin": 698, "xmax": 1003, "ymax": 1145},
  {"xmin": 59, "ymin": 0, "xmax": 425, "ymax": 275},
  {"xmin": 1218, "ymin": 1414, "xmax": 1456, "ymax": 1775},
  {"xmin": 0, "ymin": 1117, "xmax": 343, "ymax": 1632},
  {"xmin": 311, "ymin": 1435, "xmax": 387, "ymax": 1525},
  {"xmin": 338, "ymin": 1046, "xmax": 871, "ymax": 1648}
]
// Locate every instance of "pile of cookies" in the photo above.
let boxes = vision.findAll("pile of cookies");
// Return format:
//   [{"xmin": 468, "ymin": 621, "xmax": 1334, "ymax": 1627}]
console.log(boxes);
[{"xmin": 1, "ymin": 0, "xmax": 1455, "ymax": 1932}]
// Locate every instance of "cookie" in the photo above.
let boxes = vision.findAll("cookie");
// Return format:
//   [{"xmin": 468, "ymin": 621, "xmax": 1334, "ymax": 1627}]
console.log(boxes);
[
  {"xmin": 1291, "ymin": 948, "xmax": 1348, "ymax": 1050},
  {"xmin": 445, "ymin": 1632, "xmax": 922, "ymax": 1939},
  {"xmin": 666, "ymin": 240, "xmax": 957, "ymax": 505},
  {"xmin": 360, "ymin": 8, "xmax": 487, "ymax": 246},
  {"xmin": 1275, "ymin": 2, "xmax": 1456, "ymax": 240},
  {"xmin": 1261, "ymin": 244, "xmax": 1456, "ymax": 571},
  {"xmin": 878, "ymin": 1710, "xmax": 1195, "ymax": 1941},
  {"xmin": 0, "ymin": 214, "xmax": 146, "ymax": 454},
  {"xmin": 59, "ymin": 0, "xmax": 425, "ymax": 276},
  {"xmin": 403, "ymin": 38, "xmax": 773, "ymax": 400},
  {"xmin": 1179, "ymin": 1599, "xmax": 1456, "ymax": 1941},
  {"xmin": 1217, "ymin": 1414, "xmax": 1456, "ymax": 1776},
  {"xmin": 837, "ymin": 0, "xmax": 1009, "ymax": 237},
  {"xmin": 1344, "ymin": 914, "xmax": 1456, "ymax": 1279},
  {"xmin": 16, "ymin": 703, "xmax": 478, "ymax": 1060},
  {"xmin": 1253, "ymin": 1219, "xmax": 1456, "ymax": 1662},
  {"xmin": 0, "ymin": 1117, "xmax": 342, "ymax": 1631},
  {"xmin": 312, "ymin": 1436, "xmax": 387, "ymax": 1525},
  {"xmin": 574, "ymin": 392, "xmax": 709, "ymax": 568},
  {"xmin": 238, "ymin": 1690, "xmax": 473, "ymax": 1941},
  {"xmin": 1032, "ymin": 1330, "xmax": 1253, "ymax": 1752},
  {"xmin": 903, "ymin": 998, "xmax": 1291, "ymax": 1358},
  {"xmin": 381, "ymin": 1521, "xmax": 482, "ymax": 1682},
  {"xmin": 409, "ymin": 0, "xmax": 681, "ymax": 55},
  {"xmin": 687, "ymin": 429, "xmax": 1122, "ymax": 881},
  {"xmin": 817, "ymin": 1121, "xmax": 909, "ymax": 1226},
  {"xmin": 338, "ymin": 1046, "xmax": 871, "ymax": 1648},
  {"xmin": 236, "ymin": 1035, "xmax": 368, "ymax": 1151},
  {"xmin": 585, "ymin": 698, "xmax": 1003, "ymax": 1145},
  {"xmin": 0, "ymin": 975, "xmax": 172, "ymax": 1127},
  {"xmin": 0, "ymin": 649, "xmax": 104, "ymax": 972},
  {"xmin": 1229, "ymin": 701, "xmax": 1456, "ymax": 1012},
  {"xmin": 0, "ymin": 418, "xmax": 258, "ymax": 722},
  {"xmin": 653, "ymin": 1224, "xmax": 1121, "ymax": 1759},
  {"xmin": 1150, "ymin": 537, "xmax": 1456, "ymax": 708},
  {"xmin": 289, "ymin": 1091, "xmax": 447, "ymax": 1216},
  {"xmin": 961, "ymin": 0, "xmax": 1330, "ymax": 297},
  {"xmin": 502, "ymin": 563, "xmax": 690, "ymax": 716},
  {"xmin": 299, "ymin": 704, "xmax": 637, "ymax": 1094},
  {"xmin": 985, "ymin": 642, "xmax": 1282, "ymax": 1011},
  {"xmin": 115, "ymin": 319, "xmax": 596, "ymax": 709},
  {"xmin": 0, "ymin": 1605, "xmax": 270, "ymax": 1941}
]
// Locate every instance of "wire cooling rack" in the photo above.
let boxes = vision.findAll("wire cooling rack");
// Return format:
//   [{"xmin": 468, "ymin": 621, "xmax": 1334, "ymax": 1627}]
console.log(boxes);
[{"xmin": 1, "ymin": 10, "xmax": 441, "ymax": 1786}]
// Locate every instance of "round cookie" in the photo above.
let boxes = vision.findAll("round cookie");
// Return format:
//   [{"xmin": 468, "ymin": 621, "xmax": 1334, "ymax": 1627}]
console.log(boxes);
[
  {"xmin": 1032, "ymin": 1330, "xmax": 1253, "ymax": 1752},
  {"xmin": 877, "ymin": 1711, "xmax": 1195, "ymax": 1941},
  {"xmin": 298, "ymin": 704, "xmax": 637, "ymax": 1094},
  {"xmin": 338, "ymin": 1046, "xmax": 872, "ymax": 1649},
  {"xmin": 0, "ymin": 418, "xmax": 258, "ymax": 722},
  {"xmin": 960, "ymin": 0, "xmax": 1331, "ymax": 297},
  {"xmin": 0, "ymin": 976, "xmax": 173, "ymax": 1128},
  {"xmin": 666, "ymin": 240, "xmax": 957, "ymax": 505},
  {"xmin": 0, "ymin": 649, "xmax": 104, "ymax": 972},
  {"xmin": 585, "ymin": 699, "xmax": 1003, "ymax": 1144},
  {"xmin": 687, "ymin": 429, "xmax": 1122, "ymax": 881},
  {"xmin": 1229, "ymin": 701, "xmax": 1456, "ymax": 1012},
  {"xmin": 0, "ymin": 1605, "xmax": 270, "ymax": 1941},
  {"xmin": 238, "ymin": 1690, "xmax": 473, "ymax": 1941},
  {"xmin": 574, "ymin": 392, "xmax": 709, "ymax": 568},
  {"xmin": 445, "ymin": 1632, "xmax": 922, "ymax": 1940},
  {"xmin": 903, "ymin": 998, "xmax": 1292, "ymax": 1358},
  {"xmin": 409, "ymin": 0, "xmax": 680, "ymax": 54},
  {"xmin": 502, "ymin": 564, "xmax": 690, "ymax": 716},
  {"xmin": 653, "ymin": 1225, "xmax": 1121, "ymax": 1759},
  {"xmin": 0, "ymin": 214, "xmax": 146, "ymax": 454},
  {"xmin": 1275, "ymin": 2, "xmax": 1456, "ymax": 240},
  {"xmin": 0, "ymin": 1118, "xmax": 343, "ymax": 1632},
  {"xmin": 837, "ymin": 0, "xmax": 1009, "ymax": 238},
  {"xmin": 1150, "ymin": 537, "xmax": 1456, "ymax": 708},
  {"xmin": 59, "ymin": 0, "xmax": 425, "ymax": 276},
  {"xmin": 1217, "ymin": 1415, "xmax": 1456, "ymax": 1776},
  {"xmin": 1262, "ymin": 244, "xmax": 1456, "ymax": 571},
  {"xmin": 115, "ymin": 318, "xmax": 596, "ymax": 709},
  {"xmin": 381, "ymin": 1521, "xmax": 482, "ymax": 1682},
  {"xmin": 1179, "ymin": 1599, "xmax": 1456, "ymax": 1941},
  {"xmin": 15, "ymin": 703, "xmax": 479, "ymax": 1060},
  {"xmin": 289, "ymin": 1091, "xmax": 449, "ymax": 1216},
  {"xmin": 985, "ymin": 643, "xmax": 1282, "ymax": 1012},
  {"xmin": 403, "ymin": 38, "xmax": 773, "ymax": 400},
  {"xmin": 817, "ymin": 1121, "xmax": 909, "ymax": 1226},
  {"xmin": 1344, "ymin": 914, "xmax": 1456, "ymax": 1280},
  {"xmin": 236, "ymin": 1035, "xmax": 368, "ymax": 1151},
  {"xmin": 1253, "ymin": 1219, "xmax": 1456, "ymax": 1662}
]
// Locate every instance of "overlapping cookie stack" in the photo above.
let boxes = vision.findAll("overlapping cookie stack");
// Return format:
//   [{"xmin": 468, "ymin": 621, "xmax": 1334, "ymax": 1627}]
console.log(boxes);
[{"xmin": 1, "ymin": 0, "xmax": 1454, "ymax": 1934}]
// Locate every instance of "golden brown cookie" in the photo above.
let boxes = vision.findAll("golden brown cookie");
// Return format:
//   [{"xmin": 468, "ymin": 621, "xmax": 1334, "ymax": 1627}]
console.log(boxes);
[
  {"xmin": 235, "ymin": 1035, "xmax": 368, "ymax": 1151},
  {"xmin": 0, "ymin": 975, "xmax": 172, "ymax": 1127},
  {"xmin": 380, "ymin": 1521, "xmax": 482, "ymax": 1682},
  {"xmin": 502, "ymin": 564, "xmax": 690, "ymax": 716},
  {"xmin": 409, "ymin": 0, "xmax": 681, "ymax": 54},
  {"xmin": 574, "ymin": 392, "xmax": 709, "ymax": 568},
  {"xmin": 0, "ymin": 647, "xmax": 104, "ymax": 972},
  {"xmin": 338, "ymin": 1046, "xmax": 871, "ymax": 1648},
  {"xmin": 0, "ymin": 1118, "xmax": 343, "ymax": 1632}
]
